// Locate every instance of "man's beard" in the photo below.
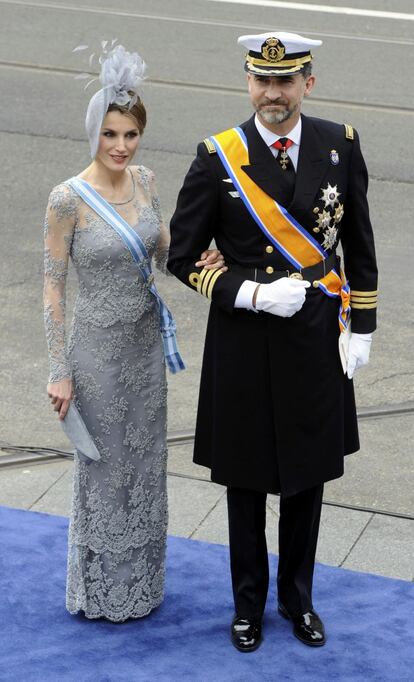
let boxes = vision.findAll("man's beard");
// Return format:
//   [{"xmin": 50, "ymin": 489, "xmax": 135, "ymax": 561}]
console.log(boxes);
[{"xmin": 257, "ymin": 102, "xmax": 297, "ymax": 125}]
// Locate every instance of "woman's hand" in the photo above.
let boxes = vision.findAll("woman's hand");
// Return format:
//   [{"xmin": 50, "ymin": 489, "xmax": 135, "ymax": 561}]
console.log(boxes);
[
  {"xmin": 196, "ymin": 249, "xmax": 228, "ymax": 272},
  {"xmin": 47, "ymin": 378, "xmax": 73, "ymax": 420}
]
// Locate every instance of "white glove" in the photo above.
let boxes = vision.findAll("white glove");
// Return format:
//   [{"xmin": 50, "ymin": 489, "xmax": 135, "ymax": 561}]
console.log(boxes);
[
  {"xmin": 346, "ymin": 332, "xmax": 372, "ymax": 379},
  {"xmin": 255, "ymin": 278, "xmax": 310, "ymax": 317}
]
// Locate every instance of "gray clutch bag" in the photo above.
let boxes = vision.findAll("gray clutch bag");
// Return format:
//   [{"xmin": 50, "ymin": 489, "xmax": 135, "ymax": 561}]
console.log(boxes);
[{"xmin": 61, "ymin": 402, "xmax": 101, "ymax": 462}]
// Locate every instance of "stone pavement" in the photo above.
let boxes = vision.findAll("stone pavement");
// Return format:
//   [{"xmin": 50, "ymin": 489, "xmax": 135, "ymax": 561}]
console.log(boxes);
[{"xmin": 0, "ymin": 440, "xmax": 413, "ymax": 583}]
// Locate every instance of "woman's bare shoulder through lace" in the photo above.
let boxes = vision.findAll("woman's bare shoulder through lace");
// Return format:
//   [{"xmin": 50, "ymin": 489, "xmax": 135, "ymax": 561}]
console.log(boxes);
[{"xmin": 130, "ymin": 165, "xmax": 171, "ymax": 275}]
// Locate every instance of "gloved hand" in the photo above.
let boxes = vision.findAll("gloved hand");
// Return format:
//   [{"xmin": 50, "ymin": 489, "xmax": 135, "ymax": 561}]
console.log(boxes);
[
  {"xmin": 346, "ymin": 332, "xmax": 372, "ymax": 379},
  {"xmin": 255, "ymin": 277, "xmax": 310, "ymax": 317}
]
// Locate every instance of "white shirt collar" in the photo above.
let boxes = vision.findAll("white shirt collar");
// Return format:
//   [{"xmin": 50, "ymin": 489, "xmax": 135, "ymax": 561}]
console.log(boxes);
[{"xmin": 254, "ymin": 114, "xmax": 302, "ymax": 148}]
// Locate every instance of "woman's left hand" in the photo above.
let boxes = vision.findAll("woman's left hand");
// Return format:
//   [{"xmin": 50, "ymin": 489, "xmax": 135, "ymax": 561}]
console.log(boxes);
[{"xmin": 195, "ymin": 249, "xmax": 228, "ymax": 272}]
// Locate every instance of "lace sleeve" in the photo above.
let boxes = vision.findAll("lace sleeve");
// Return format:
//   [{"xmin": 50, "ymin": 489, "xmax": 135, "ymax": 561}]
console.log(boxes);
[
  {"xmin": 147, "ymin": 170, "xmax": 171, "ymax": 276},
  {"xmin": 43, "ymin": 183, "xmax": 77, "ymax": 382}
]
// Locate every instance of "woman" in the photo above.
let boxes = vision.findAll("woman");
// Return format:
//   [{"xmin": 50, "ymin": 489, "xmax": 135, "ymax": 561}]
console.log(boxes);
[{"xmin": 43, "ymin": 43, "xmax": 225, "ymax": 622}]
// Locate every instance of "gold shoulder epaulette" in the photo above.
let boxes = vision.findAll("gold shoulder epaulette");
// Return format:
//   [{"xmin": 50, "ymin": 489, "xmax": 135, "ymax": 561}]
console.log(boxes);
[
  {"xmin": 203, "ymin": 138, "xmax": 217, "ymax": 154},
  {"xmin": 344, "ymin": 124, "xmax": 354, "ymax": 141}
]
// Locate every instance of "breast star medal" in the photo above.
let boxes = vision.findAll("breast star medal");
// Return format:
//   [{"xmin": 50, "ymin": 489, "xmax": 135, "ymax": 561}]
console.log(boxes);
[
  {"xmin": 315, "ymin": 210, "xmax": 332, "ymax": 230},
  {"xmin": 333, "ymin": 203, "xmax": 344, "ymax": 223},
  {"xmin": 313, "ymin": 184, "xmax": 344, "ymax": 243},
  {"xmin": 322, "ymin": 225, "xmax": 338, "ymax": 250},
  {"xmin": 321, "ymin": 183, "xmax": 341, "ymax": 209}
]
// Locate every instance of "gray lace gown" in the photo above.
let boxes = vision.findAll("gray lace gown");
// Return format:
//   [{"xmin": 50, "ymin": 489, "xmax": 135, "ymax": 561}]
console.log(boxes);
[{"xmin": 43, "ymin": 166, "xmax": 170, "ymax": 621}]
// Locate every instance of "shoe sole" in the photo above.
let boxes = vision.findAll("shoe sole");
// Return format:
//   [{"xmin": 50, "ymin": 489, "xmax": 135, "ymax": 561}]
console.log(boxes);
[{"xmin": 278, "ymin": 606, "xmax": 326, "ymax": 647}]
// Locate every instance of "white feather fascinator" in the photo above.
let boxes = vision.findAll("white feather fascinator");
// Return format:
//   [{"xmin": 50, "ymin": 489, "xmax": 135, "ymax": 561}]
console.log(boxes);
[{"xmin": 74, "ymin": 40, "xmax": 147, "ymax": 158}]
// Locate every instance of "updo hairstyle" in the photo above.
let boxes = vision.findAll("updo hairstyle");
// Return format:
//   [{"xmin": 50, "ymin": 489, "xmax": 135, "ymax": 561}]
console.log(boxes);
[{"xmin": 107, "ymin": 94, "xmax": 146, "ymax": 134}]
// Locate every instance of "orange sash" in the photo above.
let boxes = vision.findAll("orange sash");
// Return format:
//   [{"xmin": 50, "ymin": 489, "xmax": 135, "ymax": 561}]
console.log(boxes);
[{"xmin": 210, "ymin": 127, "xmax": 350, "ymax": 331}]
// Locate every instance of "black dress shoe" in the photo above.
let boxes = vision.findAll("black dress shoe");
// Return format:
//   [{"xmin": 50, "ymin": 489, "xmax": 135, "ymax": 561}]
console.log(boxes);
[
  {"xmin": 231, "ymin": 616, "xmax": 262, "ymax": 652},
  {"xmin": 278, "ymin": 603, "xmax": 326, "ymax": 647}
]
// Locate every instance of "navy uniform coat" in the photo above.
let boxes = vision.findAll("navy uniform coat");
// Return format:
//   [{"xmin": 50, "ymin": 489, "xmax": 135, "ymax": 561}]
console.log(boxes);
[{"xmin": 168, "ymin": 114, "xmax": 378, "ymax": 496}]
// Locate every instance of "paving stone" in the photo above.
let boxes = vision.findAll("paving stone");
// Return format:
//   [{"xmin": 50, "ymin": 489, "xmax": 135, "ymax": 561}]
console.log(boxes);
[
  {"xmin": 167, "ymin": 475, "xmax": 224, "ymax": 538},
  {"xmin": 190, "ymin": 493, "xmax": 229, "ymax": 545},
  {"xmin": 343, "ymin": 514, "xmax": 414, "ymax": 581},
  {"xmin": 2, "ymin": 459, "xmax": 413, "ymax": 583},
  {"xmin": 167, "ymin": 443, "xmax": 210, "ymax": 481},
  {"xmin": 317, "ymin": 504, "xmax": 372, "ymax": 567},
  {"xmin": 252, "ymin": 494, "xmax": 375, "ymax": 567},
  {"xmin": 192, "ymin": 491, "xmax": 280, "ymax": 554},
  {"xmin": 324, "ymin": 415, "xmax": 414, "ymax": 516},
  {"xmin": 31, "ymin": 467, "xmax": 73, "ymax": 516},
  {"xmin": 0, "ymin": 461, "xmax": 71, "ymax": 510},
  {"xmin": 266, "ymin": 494, "xmax": 281, "ymax": 517},
  {"xmin": 264, "ymin": 507, "xmax": 279, "ymax": 556},
  {"xmin": 264, "ymin": 496, "xmax": 282, "ymax": 555}
]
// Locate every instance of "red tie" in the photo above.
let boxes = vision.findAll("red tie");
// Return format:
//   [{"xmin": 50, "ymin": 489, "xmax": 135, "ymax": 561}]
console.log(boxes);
[{"xmin": 271, "ymin": 137, "xmax": 294, "ymax": 171}]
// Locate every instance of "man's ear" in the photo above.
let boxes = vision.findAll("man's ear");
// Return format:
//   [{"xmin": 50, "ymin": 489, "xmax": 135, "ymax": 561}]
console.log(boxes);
[{"xmin": 304, "ymin": 75, "xmax": 316, "ymax": 97}]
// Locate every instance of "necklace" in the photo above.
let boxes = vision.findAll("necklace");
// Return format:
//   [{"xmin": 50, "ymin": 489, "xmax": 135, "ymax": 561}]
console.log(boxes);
[{"xmin": 108, "ymin": 169, "xmax": 136, "ymax": 206}]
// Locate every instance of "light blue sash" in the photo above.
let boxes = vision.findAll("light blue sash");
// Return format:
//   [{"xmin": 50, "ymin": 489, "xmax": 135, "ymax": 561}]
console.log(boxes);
[{"xmin": 67, "ymin": 177, "xmax": 185, "ymax": 374}]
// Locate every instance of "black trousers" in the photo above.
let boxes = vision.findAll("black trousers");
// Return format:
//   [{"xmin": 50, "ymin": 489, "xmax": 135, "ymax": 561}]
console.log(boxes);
[{"xmin": 227, "ymin": 484, "xmax": 324, "ymax": 620}]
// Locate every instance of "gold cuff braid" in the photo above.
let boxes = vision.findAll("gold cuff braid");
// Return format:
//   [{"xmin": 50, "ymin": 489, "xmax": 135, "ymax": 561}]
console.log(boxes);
[
  {"xmin": 189, "ymin": 267, "xmax": 223, "ymax": 299},
  {"xmin": 350, "ymin": 289, "xmax": 378, "ymax": 310}
]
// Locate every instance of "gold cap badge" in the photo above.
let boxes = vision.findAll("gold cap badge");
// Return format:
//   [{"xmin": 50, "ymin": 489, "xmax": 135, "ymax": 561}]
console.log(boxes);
[{"xmin": 261, "ymin": 37, "xmax": 285, "ymax": 63}]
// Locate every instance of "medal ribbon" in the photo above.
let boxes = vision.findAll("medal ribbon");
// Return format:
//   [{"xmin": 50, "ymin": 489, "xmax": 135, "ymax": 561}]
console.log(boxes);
[{"xmin": 210, "ymin": 127, "xmax": 350, "ymax": 331}]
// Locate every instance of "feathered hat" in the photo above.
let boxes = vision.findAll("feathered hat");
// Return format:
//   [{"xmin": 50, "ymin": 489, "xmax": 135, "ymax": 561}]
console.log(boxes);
[{"xmin": 74, "ymin": 39, "xmax": 147, "ymax": 158}]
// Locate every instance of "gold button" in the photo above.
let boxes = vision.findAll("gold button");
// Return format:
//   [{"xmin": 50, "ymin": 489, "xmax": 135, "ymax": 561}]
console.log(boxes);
[
  {"xmin": 313, "ymin": 207, "xmax": 319, "ymax": 214},
  {"xmin": 313, "ymin": 280, "xmax": 320, "ymax": 288},
  {"xmin": 265, "ymin": 266, "xmax": 274, "ymax": 274},
  {"xmin": 289, "ymin": 272, "xmax": 303, "ymax": 280},
  {"xmin": 265, "ymin": 245, "xmax": 274, "ymax": 254},
  {"xmin": 313, "ymin": 227, "xmax": 320, "ymax": 233}
]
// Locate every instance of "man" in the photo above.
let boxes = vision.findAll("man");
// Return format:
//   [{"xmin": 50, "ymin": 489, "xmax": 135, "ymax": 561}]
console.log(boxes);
[{"xmin": 168, "ymin": 31, "xmax": 377, "ymax": 651}]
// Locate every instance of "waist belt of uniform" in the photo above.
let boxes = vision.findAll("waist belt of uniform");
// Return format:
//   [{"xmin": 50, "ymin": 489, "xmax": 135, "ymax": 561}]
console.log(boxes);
[{"xmin": 230, "ymin": 252, "xmax": 338, "ymax": 285}]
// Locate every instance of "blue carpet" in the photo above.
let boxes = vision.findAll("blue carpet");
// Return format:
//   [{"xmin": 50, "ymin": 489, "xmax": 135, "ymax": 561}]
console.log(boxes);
[{"xmin": 0, "ymin": 506, "xmax": 413, "ymax": 682}]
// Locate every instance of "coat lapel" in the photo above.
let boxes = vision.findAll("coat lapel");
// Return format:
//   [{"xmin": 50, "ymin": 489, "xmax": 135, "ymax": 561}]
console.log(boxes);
[
  {"xmin": 290, "ymin": 115, "xmax": 328, "ymax": 213},
  {"xmin": 240, "ymin": 116, "xmax": 289, "ymax": 203},
  {"xmin": 238, "ymin": 114, "xmax": 329, "ymax": 213}
]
